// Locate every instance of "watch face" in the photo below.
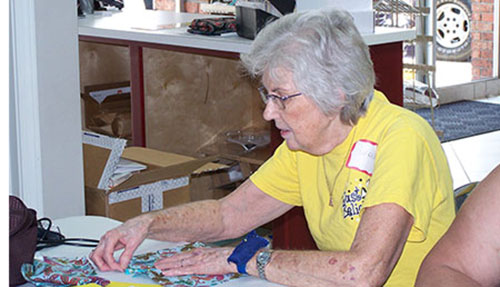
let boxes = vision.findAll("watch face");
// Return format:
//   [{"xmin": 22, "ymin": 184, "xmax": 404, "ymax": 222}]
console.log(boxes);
[{"xmin": 258, "ymin": 250, "xmax": 271, "ymax": 264}]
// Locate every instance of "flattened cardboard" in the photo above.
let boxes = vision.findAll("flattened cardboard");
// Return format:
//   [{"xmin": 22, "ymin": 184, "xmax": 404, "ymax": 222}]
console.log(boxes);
[
  {"xmin": 143, "ymin": 48, "xmax": 269, "ymax": 156},
  {"xmin": 122, "ymin": 147, "xmax": 227, "ymax": 174}
]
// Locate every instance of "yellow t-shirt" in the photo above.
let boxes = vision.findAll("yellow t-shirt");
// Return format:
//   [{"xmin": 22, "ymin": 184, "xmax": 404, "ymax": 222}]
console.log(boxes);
[{"xmin": 250, "ymin": 90, "xmax": 455, "ymax": 286}]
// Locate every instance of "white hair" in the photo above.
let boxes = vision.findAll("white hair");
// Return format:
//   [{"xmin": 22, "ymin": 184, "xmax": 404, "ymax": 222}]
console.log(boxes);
[{"xmin": 240, "ymin": 8, "xmax": 376, "ymax": 125}]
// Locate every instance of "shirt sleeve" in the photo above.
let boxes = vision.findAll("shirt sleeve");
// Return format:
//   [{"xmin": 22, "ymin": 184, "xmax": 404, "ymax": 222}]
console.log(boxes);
[
  {"xmin": 250, "ymin": 142, "xmax": 302, "ymax": 206},
  {"xmin": 362, "ymin": 120, "xmax": 444, "ymax": 242}
]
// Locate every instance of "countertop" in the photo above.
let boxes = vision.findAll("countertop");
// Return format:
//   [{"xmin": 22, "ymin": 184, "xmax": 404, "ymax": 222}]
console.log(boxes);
[{"xmin": 78, "ymin": 9, "xmax": 416, "ymax": 53}]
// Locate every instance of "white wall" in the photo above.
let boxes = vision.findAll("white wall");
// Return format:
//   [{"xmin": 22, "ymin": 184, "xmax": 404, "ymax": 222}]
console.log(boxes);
[{"xmin": 10, "ymin": 0, "xmax": 85, "ymax": 218}]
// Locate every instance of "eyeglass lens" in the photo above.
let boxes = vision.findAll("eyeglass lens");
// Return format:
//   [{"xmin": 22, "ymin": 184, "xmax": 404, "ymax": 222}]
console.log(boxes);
[{"xmin": 259, "ymin": 87, "xmax": 285, "ymax": 109}]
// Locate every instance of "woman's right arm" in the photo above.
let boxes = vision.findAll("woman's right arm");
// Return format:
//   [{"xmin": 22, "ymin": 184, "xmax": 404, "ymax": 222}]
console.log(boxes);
[{"xmin": 90, "ymin": 179, "xmax": 293, "ymax": 272}]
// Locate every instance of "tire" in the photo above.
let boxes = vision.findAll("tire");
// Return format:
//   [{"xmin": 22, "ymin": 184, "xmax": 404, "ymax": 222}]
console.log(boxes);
[{"xmin": 436, "ymin": 0, "xmax": 472, "ymax": 61}]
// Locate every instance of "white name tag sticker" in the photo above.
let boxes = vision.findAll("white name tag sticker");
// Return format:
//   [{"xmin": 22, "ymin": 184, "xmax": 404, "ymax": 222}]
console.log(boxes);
[{"xmin": 346, "ymin": 140, "xmax": 378, "ymax": 176}]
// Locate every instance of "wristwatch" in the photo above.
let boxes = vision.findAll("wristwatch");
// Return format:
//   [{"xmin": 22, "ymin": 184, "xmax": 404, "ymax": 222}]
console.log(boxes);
[
  {"xmin": 256, "ymin": 250, "xmax": 272, "ymax": 280},
  {"xmin": 227, "ymin": 230, "xmax": 269, "ymax": 274}
]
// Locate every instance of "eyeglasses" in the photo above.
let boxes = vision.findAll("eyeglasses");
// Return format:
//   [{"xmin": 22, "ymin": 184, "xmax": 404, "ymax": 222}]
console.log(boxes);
[{"xmin": 258, "ymin": 86, "xmax": 303, "ymax": 110}]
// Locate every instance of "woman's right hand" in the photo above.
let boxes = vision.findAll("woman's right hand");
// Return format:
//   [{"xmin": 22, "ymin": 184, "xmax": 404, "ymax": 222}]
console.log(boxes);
[{"xmin": 89, "ymin": 215, "xmax": 151, "ymax": 272}]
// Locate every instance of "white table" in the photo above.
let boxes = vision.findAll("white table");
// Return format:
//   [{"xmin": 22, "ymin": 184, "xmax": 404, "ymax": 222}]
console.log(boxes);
[{"xmin": 27, "ymin": 215, "xmax": 283, "ymax": 287}]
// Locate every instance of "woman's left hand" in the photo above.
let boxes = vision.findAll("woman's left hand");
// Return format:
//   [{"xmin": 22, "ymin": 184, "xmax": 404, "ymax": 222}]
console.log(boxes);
[{"xmin": 154, "ymin": 247, "xmax": 237, "ymax": 276}]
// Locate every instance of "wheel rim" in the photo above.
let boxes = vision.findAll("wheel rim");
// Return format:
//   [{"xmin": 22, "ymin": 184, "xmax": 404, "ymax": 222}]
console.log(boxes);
[{"xmin": 436, "ymin": 2, "xmax": 470, "ymax": 49}]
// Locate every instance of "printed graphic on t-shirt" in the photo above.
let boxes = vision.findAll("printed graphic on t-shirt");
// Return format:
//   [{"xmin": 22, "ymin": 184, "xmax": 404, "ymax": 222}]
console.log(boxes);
[{"xmin": 342, "ymin": 177, "xmax": 369, "ymax": 220}]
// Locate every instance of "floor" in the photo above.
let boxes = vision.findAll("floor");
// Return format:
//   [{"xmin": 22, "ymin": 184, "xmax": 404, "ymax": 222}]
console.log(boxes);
[
  {"xmin": 442, "ymin": 96, "xmax": 500, "ymax": 190},
  {"xmin": 435, "ymin": 60, "xmax": 472, "ymax": 88}
]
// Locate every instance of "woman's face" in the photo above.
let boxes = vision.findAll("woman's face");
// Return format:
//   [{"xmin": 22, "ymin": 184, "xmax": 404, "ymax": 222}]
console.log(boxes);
[{"xmin": 262, "ymin": 69, "xmax": 350, "ymax": 155}]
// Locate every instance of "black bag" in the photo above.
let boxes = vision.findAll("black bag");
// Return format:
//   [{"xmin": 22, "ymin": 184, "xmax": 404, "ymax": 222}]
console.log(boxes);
[
  {"xmin": 9, "ymin": 196, "xmax": 37, "ymax": 286},
  {"xmin": 188, "ymin": 17, "xmax": 237, "ymax": 36}
]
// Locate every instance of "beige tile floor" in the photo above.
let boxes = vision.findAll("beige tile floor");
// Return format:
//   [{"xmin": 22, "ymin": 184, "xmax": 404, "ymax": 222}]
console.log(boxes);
[{"xmin": 441, "ymin": 96, "xmax": 500, "ymax": 190}]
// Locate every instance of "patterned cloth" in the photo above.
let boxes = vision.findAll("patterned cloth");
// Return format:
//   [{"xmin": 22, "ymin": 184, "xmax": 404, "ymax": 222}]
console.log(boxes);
[
  {"xmin": 21, "ymin": 257, "xmax": 110, "ymax": 287},
  {"xmin": 125, "ymin": 242, "xmax": 241, "ymax": 286},
  {"xmin": 187, "ymin": 17, "xmax": 236, "ymax": 36}
]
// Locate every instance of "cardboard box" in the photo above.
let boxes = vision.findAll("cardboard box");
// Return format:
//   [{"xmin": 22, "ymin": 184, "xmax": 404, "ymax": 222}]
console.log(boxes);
[
  {"xmin": 81, "ymin": 82, "xmax": 131, "ymax": 139},
  {"xmin": 82, "ymin": 131, "xmax": 226, "ymax": 222}
]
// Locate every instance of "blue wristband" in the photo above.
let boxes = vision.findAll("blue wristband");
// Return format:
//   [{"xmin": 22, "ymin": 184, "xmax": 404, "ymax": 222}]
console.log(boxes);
[{"xmin": 227, "ymin": 230, "xmax": 269, "ymax": 274}]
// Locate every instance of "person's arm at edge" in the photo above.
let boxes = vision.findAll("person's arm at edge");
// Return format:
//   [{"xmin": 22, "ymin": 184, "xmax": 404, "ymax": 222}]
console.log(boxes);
[{"xmin": 416, "ymin": 165, "xmax": 500, "ymax": 287}]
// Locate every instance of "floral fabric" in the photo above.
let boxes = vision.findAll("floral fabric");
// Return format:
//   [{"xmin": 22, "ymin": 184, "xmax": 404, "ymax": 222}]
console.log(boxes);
[
  {"xmin": 21, "ymin": 243, "xmax": 239, "ymax": 287},
  {"xmin": 21, "ymin": 256, "xmax": 110, "ymax": 287},
  {"xmin": 125, "ymin": 242, "xmax": 241, "ymax": 286}
]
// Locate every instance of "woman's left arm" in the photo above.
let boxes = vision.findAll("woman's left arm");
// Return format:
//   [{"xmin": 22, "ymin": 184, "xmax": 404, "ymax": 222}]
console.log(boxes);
[
  {"xmin": 158, "ymin": 202, "xmax": 413, "ymax": 287},
  {"xmin": 251, "ymin": 202, "xmax": 413, "ymax": 287}
]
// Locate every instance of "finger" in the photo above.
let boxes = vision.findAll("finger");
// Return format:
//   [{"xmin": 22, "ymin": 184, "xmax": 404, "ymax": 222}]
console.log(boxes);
[
  {"xmin": 101, "ymin": 233, "xmax": 125, "ymax": 271},
  {"xmin": 159, "ymin": 249, "xmax": 236, "ymax": 276},
  {"xmin": 113, "ymin": 241, "xmax": 126, "ymax": 251},
  {"xmin": 117, "ymin": 240, "xmax": 139, "ymax": 270},
  {"xmin": 89, "ymin": 248, "xmax": 103, "ymax": 270},
  {"xmin": 161, "ymin": 265, "xmax": 200, "ymax": 276},
  {"xmin": 160, "ymin": 262, "xmax": 228, "ymax": 277},
  {"xmin": 155, "ymin": 248, "xmax": 231, "ymax": 274},
  {"xmin": 155, "ymin": 252, "xmax": 194, "ymax": 270},
  {"xmin": 90, "ymin": 244, "xmax": 113, "ymax": 271}
]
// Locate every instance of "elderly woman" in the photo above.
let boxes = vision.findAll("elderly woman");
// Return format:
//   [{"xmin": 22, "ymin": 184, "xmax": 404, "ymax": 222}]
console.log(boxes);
[{"xmin": 90, "ymin": 9, "xmax": 455, "ymax": 286}]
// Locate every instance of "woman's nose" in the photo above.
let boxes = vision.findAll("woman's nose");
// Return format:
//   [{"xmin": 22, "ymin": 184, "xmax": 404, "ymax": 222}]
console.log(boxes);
[{"xmin": 262, "ymin": 100, "xmax": 280, "ymax": 122}]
